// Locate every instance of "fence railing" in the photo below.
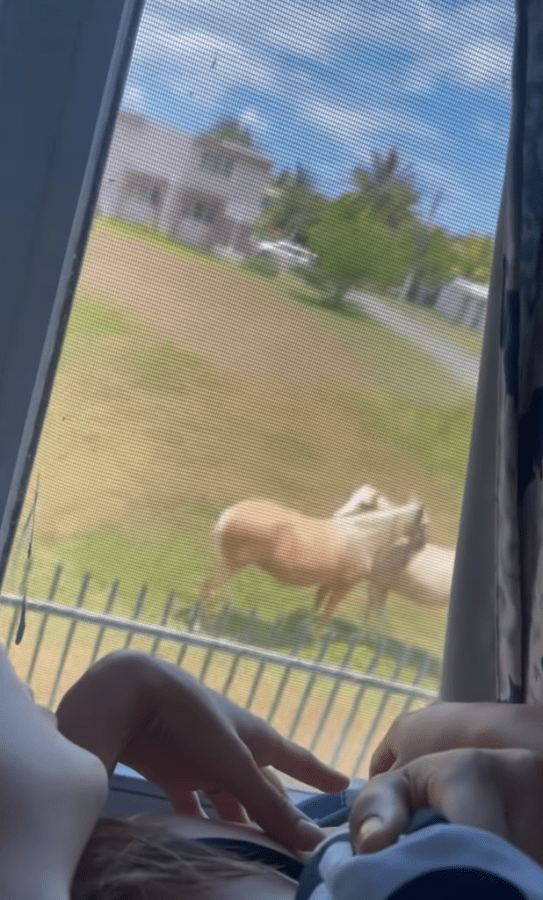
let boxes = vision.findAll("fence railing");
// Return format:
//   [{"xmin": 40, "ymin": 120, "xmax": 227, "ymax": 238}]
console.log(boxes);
[{"xmin": 0, "ymin": 567, "xmax": 440, "ymax": 778}]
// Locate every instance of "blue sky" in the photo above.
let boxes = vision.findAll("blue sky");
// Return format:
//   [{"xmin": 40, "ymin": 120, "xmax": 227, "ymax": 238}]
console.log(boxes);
[{"xmin": 122, "ymin": 0, "xmax": 514, "ymax": 238}]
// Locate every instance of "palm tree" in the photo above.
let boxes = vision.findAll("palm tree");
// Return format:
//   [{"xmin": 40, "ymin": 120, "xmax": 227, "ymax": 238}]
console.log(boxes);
[{"xmin": 351, "ymin": 149, "xmax": 418, "ymax": 229}]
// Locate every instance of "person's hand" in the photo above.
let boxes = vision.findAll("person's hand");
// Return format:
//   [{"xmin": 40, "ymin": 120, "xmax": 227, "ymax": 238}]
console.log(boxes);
[
  {"xmin": 56, "ymin": 651, "xmax": 350, "ymax": 851},
  {"xmin": 369, "ymin": 700, "xmax": 543, "ymax": 776},
  {"xmin": 369, "ymin": 702, "xmax": 479, "ymax": 775},
  {"xmin": 349, "ymin": 747, "xmax": 543, "ymax": 867}
]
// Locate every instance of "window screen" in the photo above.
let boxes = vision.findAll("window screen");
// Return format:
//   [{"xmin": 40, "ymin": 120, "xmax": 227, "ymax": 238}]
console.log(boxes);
[{"xmin": 1, "ymin": 0, "xmax": 514, "ymax": 780}]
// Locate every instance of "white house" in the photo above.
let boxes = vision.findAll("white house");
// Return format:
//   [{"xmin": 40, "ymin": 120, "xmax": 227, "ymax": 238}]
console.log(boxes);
[
  {"xmin": 97, "ymin": 112, "xmax": 272, "ymax": 257},
  {"xmin": 434, "ymin": 277, "xmax": 489, "ymax": 333}
]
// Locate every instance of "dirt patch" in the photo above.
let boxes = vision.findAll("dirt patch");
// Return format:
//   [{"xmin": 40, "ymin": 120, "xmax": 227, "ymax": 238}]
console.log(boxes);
[{"xmin": 79, "ymin": 230, "xmax": 368, "ymax": 387}]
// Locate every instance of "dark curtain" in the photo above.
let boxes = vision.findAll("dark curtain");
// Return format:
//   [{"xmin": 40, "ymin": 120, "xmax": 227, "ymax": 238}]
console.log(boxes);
[{"xmin": 442, "ymin": 1, "xmax": 543, "ymax": 705}]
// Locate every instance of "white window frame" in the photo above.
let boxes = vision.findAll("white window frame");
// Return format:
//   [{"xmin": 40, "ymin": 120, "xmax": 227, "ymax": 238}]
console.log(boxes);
[{"xmin": 0, "ymin": 0, "xmax": 144, "ymax": 587}]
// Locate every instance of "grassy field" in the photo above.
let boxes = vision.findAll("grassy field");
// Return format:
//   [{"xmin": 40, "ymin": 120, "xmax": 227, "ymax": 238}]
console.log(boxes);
[{"xmin": 3, "ymin": 218, "xmax": 475, "ymax": 671}]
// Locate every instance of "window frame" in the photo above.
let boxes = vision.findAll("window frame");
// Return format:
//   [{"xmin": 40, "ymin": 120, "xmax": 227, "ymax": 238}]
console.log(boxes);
[{"xmin": 0, "ymin": 0, "xmax": 145, "ymax": 587}]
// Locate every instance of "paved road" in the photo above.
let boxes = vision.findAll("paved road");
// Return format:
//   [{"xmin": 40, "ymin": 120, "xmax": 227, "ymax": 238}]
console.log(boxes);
[{"xmin": 349, "ymin": 290, "xmax": 481, "ymax": 391}]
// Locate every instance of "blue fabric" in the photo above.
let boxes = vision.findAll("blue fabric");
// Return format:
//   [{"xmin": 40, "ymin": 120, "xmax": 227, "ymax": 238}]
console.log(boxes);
[
  {"xmin": 297, "ymin": 786, "xmax": 448, "ymax": 832},
  {"xmin": 295, "ymin": 823, "xmax": 540, "ymax": 900}
]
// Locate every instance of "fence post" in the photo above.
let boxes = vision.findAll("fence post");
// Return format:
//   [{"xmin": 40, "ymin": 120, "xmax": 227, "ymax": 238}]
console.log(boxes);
[
  {"xmin": 287, "ymin": 629, "xmax": 337, "ymax": 742},
  {"xmin": 307, "ymin": 635, "xmax": 359, "ymax": 753},
  {"xmin": 88, "ymin": 579, "xmax": 119, "ymax": 666},
  {"xmin": 175, "ymin": 600, "xmax": 203, "ymax": 667},
  {"xmin": 149, "ymin": 592, "xmax": 176, "ymax": 656},
  {"xmin": 25, "ymin": 564, "xmax": 63, "ymax": 685},
  {"xmin": 266, "ymin": 624, "xmax": 312, "ymax": 726},
  {"xmin": 398, "ymin": 650, "xmax": 435, "ymax": 716},
  {"xmin": 222, "ymin": 608, "xmax": 256, "ymax": 696},
  {"xmin": 329, "ymin": 637, "xmax": 389, "ymax": 769},
  {"xmin": 350, "ymin": 645, "xmax": 413, "ymax": 777},
  {"xmin": 244, "ymin": 617, "xmax": 289, "ymax": 711},
  {"xmin": 48, "ymin": 572, "xmax": 91, "ymax": 707},
  {"xmin": 198, "ymin": 603, "xmax": 232, "ymax": 683},
  {"xmin": 122, "ymin": 585, "xmax": 147, "ymax": 651}
]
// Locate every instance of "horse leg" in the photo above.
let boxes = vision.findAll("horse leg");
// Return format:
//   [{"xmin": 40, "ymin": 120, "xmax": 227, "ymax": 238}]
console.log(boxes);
[
  {"xmin": 317, "ymin": 585, "xmax": 350, "ymax": 629},
  {"xmin": 199, "ymin": 558, "xmax": 235, "ymax": 611},
  {"xmin": 314, "ymin": 585, "xmax": 329, "ymax": 611}
]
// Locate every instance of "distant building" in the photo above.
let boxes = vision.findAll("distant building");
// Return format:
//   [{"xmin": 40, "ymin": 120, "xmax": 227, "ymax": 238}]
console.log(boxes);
[
  {"xmin": 434, "ymin": 277, "xmax": 489, "ymax": 333},
  {"xmin": 97, "ymin": 111, "xmax": 272, "ymax": 256}
]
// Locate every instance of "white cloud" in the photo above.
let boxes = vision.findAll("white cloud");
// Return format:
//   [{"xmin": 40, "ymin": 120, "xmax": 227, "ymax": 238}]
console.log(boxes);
[
  {"xmin": 401, "ymin": 1, "xmax": 513, "ymax": 94},
  {"xmin": 262, "ymin": 0, "xmax": 513, "ymax": 94},
  {"xmin": 239, "ymin": 108, "xmax": 267, "ymax": 134},
  {"xmin": 456, "ymin": 38, "xmax": 512, "ymax": 88},
  {"xmin": 264, "ymin": 4, "xmax": 357, "ymax": 58},
  {"xmin": 137, "ymin": 0, "xmax": 513, "ymax": 101},
  {"xmin": 132, "ymin": 11, "xmax": 274, "ymax": 104},
  {"xmin": 300, "ymin": 100, "xmax": 443, "ymax": 157}
]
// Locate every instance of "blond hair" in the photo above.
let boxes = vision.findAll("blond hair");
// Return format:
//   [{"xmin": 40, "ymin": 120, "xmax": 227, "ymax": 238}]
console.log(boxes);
[{"xmin": 71, "ymin": 816, "xmax": 278, "ymax": 900}]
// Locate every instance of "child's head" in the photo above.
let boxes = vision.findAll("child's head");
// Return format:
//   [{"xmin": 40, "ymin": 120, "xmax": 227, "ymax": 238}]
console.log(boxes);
[{"xmin": 71, "ymin": 816, "xmax": 285, "ymax": 900}]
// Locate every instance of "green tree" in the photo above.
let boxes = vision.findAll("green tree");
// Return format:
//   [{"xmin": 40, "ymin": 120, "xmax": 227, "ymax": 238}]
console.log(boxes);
[
  {"xmin": 205, "ymin": 117, "xmax": 254, "ymax": 146},
  {"xmin": 256, "ymin": 166, "xmax": 329, "ymax": 244},
  {"xmin": 307, "ymin": 197, "xmax": 416, "ymax": 308},
  {"xmin": 351, "ymin": 149, "xmax": 419, "ymax": 229},
  {"xmin": 451, "ymin": 233, "xmax": 494, "ymax": 283},
  {"xmin": 406, "ymin": 226, "xmax": 458, "ymax": 303}
]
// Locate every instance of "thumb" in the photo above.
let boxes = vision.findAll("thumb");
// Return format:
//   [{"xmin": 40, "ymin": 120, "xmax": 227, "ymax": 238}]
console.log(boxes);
[{"xmin": 349, "ymin": 772, "xmax": 411, "ymax": 853}]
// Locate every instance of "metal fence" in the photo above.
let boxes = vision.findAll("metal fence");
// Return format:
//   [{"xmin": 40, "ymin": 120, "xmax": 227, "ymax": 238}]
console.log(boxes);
[{"xmin": 0, "ymin": 566, "xmax": 440, "ymax": 778}]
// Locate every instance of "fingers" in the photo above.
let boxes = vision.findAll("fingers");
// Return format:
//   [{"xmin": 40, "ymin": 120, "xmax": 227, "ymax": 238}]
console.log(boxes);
[
  {"xmin": 220, "ymin": 750, "xmax": 326, "ymax": 851},
  {"xmin": 205, "ymin": 790, "xmax": 251, "ymax": 824},
  {"xmin": 263, "ymin": 732, "xmax": 350, "ymax": 793},
  {"xmin": 260, "ymin": 765, "xmax": 292, "ymax": 799},
  {"xmin": 351, "ymin": 750, "xmax": 514, "ymax": 856},
  {"xmin": 167, "ymin": 788, "xmax": 207, "ymax": 818},
  {"xmin": 200, "ymin": 768, "xmax": 291, "ymax": 827},
  {"xmin": 349, "ymin": 771, "xmax": 411, "ymax": 853},
  {"xmin": 369, "ymin": 745, "xmax": 397, "ymax": 776}
]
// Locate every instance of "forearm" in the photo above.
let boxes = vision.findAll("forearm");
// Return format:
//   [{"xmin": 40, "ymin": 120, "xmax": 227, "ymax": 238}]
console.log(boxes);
[
  {"xmin": 55, "ymin": 651, "xmax": 157, "ymax": 775},
  {"xmin": 0, "ymin": 645, "xmax": 107, "ymax": 900}
]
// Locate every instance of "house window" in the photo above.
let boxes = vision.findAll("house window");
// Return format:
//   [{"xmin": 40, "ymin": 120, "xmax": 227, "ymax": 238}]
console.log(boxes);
[
  {"xmin": 200, "ymin": 150, "xmax": 234, "ymax": 178},
  {"xmin": 187, "ymin": 199, "xmax": 216, "ymax": 225},
  {"xmin": 135, "ymin": 184, "xmax": 160, "ymax": 207}
]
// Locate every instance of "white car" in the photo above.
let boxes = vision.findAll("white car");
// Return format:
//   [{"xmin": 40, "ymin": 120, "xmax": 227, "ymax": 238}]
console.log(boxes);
[{"xmin": 256, "ymin": 240, "xmax": 316, "ymax": 268}]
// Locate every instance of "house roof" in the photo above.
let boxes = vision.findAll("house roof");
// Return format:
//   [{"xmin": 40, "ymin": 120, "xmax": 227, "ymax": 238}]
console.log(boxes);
[
  {"xmin": 194, "ymin": 133, "xmax": 272, "ymax": 170},
  {"xmin": 116, "ymin": 110, "xmax": 271, "ymax": 171}
]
